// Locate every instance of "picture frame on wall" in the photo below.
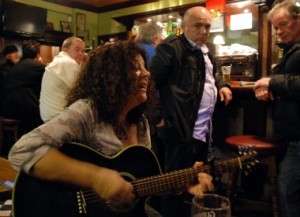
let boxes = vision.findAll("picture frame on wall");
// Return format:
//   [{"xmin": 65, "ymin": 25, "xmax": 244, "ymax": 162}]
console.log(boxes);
[
  {"xmin": 76, "ymin": 13, "xmax": 86, "ymax": 37},
  {"xmin": 45, "ymin": 22, "xmax": 54, "ymax": 31},
  {"xmin": 210, "ymin": 16, "xmax": 224, "ymax": 33},
  {"xmin": 60, "ymin": 21, "xmax": 71, "ymax": 33}
]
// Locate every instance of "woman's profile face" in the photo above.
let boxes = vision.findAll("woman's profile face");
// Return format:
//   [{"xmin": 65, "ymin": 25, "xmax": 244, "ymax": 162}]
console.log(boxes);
[{"xmin": 126, "ymin": 54, "xmax": 150, "ymax": 109}]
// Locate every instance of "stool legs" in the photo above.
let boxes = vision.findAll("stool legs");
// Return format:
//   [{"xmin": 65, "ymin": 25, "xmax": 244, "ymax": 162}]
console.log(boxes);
[
  {"xmin": 263, "ymin": 155, "xmax": 280, "ymax": 217},
  {"xmin": 226, "ymin": 170, "xmax": 238, "ymax": 203},
  {"xmin": 226, "ymin": 155, "xmax": 280, "ymax": 217}
]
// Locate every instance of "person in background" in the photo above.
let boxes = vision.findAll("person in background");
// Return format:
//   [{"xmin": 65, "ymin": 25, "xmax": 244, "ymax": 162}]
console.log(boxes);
[
  {"xmin": 149, "ymin": 6, "xmax": 232, "ymax": 217},
  {"xmin": 0, "ymin": 39, "xmax": 44, "ymax": 137},
  {"xmin": 0, "ymin": 45, "xmax": 20, "ymax": 104},
  {"xmin": 253, "ymin": 2, "xmax": 300, "ymax": 217},
  {"xmin": 0, "ymin": 44, "xmax": 20, "ymax": 76},
  {"xmin": 9, "ymin": 41, "xmax": 214, "ymax": 217},
  {"xmin": 134, "ymin": 22, "xmax": 163, "ymax": 65},
  {"xmin": 39, "ymin": 36, "xmax": 85, "ymax": 122},
  {"xmin": 134, "ymin": 21, "xmax": 165, "ymax": 168}
]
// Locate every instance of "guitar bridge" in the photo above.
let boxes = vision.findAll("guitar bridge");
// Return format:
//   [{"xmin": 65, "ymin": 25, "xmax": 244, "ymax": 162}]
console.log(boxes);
[{"xmin": 77, "ymin": 190, "xmax": 87, "ymax": 214}]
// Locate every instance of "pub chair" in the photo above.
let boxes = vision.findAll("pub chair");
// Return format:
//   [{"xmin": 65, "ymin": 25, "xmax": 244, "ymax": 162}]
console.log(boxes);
[
  {"xmin": 225, "ymin": 135, "xmax": 280, "ymax": 217},
  {"xmin": 0, "ymin": 117, "xmax": 20, "ymax": 157}
]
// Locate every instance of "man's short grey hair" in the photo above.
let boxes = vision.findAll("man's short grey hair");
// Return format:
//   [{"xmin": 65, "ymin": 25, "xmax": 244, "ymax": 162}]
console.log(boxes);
[
  {"xmin": 268, "ymin": 1, "xmax": 299, "ymax": 20},
  {"xmin": 62, "ymin": 37, "xmax": 84, "ymax": 49},
  {"xmin": 135, "ymin": 22, "xmax": 163, "ymax": 44}
]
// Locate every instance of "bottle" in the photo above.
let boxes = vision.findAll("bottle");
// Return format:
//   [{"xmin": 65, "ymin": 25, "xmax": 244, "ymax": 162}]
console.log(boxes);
[{"xmin": 167, "ymin": 20, "xmax": 173, "ymax": 36}]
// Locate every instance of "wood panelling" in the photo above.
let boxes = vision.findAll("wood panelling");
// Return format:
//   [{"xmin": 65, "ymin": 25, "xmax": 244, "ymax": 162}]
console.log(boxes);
[{"xmin": 43, "ymin": 0, "xmax": 159, "ymax": 12}]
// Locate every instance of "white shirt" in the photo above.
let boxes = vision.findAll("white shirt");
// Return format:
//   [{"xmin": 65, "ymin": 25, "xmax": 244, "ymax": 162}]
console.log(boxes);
[
  {"xmin": 192, "ymin": 44, "xmax": 217, "ymax": 142},
  {"xmin": 40, "ymin": 51, "xmax": 81, "ymax": 122}
]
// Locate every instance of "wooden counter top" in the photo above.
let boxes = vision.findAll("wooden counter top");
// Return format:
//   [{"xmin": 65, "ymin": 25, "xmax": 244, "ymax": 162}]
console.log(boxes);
[
  {"xmin": 0, "ymin": 157, "xmax": 17, "ymax": 199},
  {"xmin": 230, "ymin": 80, "xmax": 255, "ymax": 91}
]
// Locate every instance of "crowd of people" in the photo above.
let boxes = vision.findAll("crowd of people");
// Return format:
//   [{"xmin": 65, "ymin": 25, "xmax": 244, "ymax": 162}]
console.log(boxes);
[{"xmin": 0, "ymin": 1, "xmax": 299, "ymax": 217}]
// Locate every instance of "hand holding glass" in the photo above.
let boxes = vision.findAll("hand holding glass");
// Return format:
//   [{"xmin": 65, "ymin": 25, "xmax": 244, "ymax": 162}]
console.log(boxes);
[{"xmin": 191, "ymin": 194, "xmax": 231, "ymax": 217}]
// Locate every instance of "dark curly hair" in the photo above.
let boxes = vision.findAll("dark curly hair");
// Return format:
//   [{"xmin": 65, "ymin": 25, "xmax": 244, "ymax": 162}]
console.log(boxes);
[{"xmin": 67, "ymin": 40, "xmax": 157, "ymax": 125}]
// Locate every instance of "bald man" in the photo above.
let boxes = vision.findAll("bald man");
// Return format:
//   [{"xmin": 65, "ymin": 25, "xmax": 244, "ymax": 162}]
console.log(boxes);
[{"xmin": 149, "ymin": 6, "xmax": 232, "ymax": 217}]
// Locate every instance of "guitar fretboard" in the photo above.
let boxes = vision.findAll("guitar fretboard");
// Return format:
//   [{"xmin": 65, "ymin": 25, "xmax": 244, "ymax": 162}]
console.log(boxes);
[{"xmin": 132, "ymin": 154, "xmax": 254, "ymax": 197}]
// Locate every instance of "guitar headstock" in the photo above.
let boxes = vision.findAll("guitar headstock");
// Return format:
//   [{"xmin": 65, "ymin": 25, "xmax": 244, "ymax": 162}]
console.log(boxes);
[
  {"xmin": 237, "ymin": 146, "xmax": 259, "ymax": 176},
  {"xmin": 213, "ymin": 146, "xmax": 259, "ymax": 176}
]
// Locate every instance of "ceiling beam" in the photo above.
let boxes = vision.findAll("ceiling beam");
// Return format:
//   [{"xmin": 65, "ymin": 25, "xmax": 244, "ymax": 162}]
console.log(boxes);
[{"xmin": 44, "ymin": 0, "xmax": 159, "ymax": 13}]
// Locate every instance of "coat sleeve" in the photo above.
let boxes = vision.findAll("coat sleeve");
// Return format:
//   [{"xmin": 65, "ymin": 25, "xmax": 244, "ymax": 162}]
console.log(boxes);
[
  {"xmin": 149, "ymin": 42, "xmax": 175, "ymax": 89},
  {"xmin": 270, "ymin": 74, "xmax": 300, "ymax": 101}
]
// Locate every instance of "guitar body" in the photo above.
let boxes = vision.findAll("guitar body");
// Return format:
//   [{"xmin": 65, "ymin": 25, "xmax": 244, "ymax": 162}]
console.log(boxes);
[{"xmin": 12, "ymin": 143, "xmax": 162, "ymax": 217}]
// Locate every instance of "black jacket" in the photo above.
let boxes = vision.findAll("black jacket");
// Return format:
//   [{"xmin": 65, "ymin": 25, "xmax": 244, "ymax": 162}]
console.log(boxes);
[
  {"xmin": 0, "ymin": 59, "xmax": 15, "ymax": 101},
  {"xmin": 270, "ymin": 42, "xmax": 300, "ymax": 141},
  {"xmin": 0, "ymin": 58, "xmax": 45, "ymax": 134},
  {"xmin": 149, "ymin": 34, "xmax": 228, "ymax": 142}
]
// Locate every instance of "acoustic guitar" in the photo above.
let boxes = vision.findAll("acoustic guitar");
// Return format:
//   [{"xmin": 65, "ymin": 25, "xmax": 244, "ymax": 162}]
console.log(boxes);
[{"xmin": 12, "ymin": 142, "xmax": 257, "ymax": 217}]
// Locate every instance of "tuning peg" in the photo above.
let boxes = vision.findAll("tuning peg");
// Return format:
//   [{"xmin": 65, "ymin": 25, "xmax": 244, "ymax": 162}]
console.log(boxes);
[
  {"xmin": 246, "ymin": 164, "xmax": 252, "ymax": 170},
  {"xmin": 251, "ymin": 150, "xmax": 258, "ymax": 156},
  {"xmin": 238, "ymin": 146, "xmax": 247, "ymax": 155},
  {"xmin": 244, "ymin": 170, "xmax": 249, "ymax": 176}
]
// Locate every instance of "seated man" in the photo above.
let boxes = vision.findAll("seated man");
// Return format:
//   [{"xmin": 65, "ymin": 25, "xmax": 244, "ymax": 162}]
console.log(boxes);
[{"xmin": 39, "ymin": 37, "xmax": 85, "ymax": 122}]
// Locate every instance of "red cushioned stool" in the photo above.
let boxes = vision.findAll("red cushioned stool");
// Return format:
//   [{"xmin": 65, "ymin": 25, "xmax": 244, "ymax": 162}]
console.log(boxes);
[{"xmin": 225, "ymin": 135, "xmax": 280, "ymax": 217}]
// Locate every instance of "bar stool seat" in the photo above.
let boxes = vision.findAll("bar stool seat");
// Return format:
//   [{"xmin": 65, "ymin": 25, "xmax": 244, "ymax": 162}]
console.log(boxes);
[{"xmin": 225, "ymin": 135, "xmax": 280, "ymax": 217}]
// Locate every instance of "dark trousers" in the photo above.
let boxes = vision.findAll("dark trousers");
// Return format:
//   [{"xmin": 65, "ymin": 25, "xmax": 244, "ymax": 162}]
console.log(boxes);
[{"xmin": 157, "ymin": 126, "xmax": 208, "ymax": 217}]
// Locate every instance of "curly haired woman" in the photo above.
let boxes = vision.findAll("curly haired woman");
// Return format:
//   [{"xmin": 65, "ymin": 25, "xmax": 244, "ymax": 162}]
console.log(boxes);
[{"xmin": 8, "ymin": 41, "xmax": 213, "ymax": 217}]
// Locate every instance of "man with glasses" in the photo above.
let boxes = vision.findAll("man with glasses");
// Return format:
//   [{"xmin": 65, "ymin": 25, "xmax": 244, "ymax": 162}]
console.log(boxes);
[{"xmin": 253, "ymin": 2, "xmax": 300, "ymax": 217}]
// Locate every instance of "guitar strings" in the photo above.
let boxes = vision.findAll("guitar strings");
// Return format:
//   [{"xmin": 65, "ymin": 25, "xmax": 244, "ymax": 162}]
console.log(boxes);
[
  {"xmin": 132, "ymin": 155, "xmax": 253, "ymax": 196},
  {"xmin": 79, "ymin": 154, "xmax": 255, "ymax": 204}
]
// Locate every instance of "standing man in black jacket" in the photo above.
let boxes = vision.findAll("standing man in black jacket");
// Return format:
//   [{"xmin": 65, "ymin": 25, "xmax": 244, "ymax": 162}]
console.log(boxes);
[
  {"xmin": 1, "ymin": 40, "xmax": 45, "ymax": 137},
  {"xmin": 149, "ymin": 6, "xmax": 232, "ymax": 217},
  {"xmin": 254, "ymin": 2, "xmax": 300, "ymax": 217}
]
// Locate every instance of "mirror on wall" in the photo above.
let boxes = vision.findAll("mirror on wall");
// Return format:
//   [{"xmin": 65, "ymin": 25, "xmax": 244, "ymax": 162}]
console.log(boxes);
[
  {"xmin": 131, "ymin": 0, "xmax": 259, "ymax": 56},
  {"xmin": 208, "ymin": 0, "xmax": 259, "ymax": 56}
]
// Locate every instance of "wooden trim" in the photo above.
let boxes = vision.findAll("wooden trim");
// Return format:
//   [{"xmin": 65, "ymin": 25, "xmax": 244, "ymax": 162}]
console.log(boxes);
[
  {"xmin": 44, "ymin": 0, "xmax": 159, "ymax": 13},
  {"xmin": 113, "ymin": 2, "xmax": 206, "ymax": 30}
]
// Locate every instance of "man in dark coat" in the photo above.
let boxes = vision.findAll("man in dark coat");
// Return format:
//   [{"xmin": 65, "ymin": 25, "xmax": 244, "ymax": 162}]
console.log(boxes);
[
  {"xmin": 1, "ymin": 40, "xmax": 45, "ymax": 137},
  {"xmin": 0, "ymin": 45, "xmax": 20, "ymax": 106},
  {"xmin": 253, "ymin": 2, "xmax": 300, "ymax": 217},
  {"xmin": 149, "ymin": 6, "xmax": 232, "ymax": 217},
  {"xmin": 0, "ymin": 44, "xmax": 20, "ymax": 76}
]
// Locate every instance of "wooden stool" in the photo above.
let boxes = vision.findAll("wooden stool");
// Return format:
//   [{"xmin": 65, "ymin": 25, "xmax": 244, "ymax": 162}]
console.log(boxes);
[
  {"xmin": 225, "ymin": 135, "xmax": 280, "ymax": 217},
  {"xmin": 0, "ymin": 117, "xmax": 20, "ymax": 156}
]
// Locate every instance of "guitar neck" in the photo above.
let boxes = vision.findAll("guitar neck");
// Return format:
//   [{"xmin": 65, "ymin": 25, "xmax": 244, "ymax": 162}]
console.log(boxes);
[{"xmin": 133, "ymin": 155, "xmax": 248, "ymax": 197}]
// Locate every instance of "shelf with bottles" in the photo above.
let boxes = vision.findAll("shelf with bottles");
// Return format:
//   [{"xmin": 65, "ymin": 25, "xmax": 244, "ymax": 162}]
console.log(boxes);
[{"xmin": 132, "ymin": 17, "xmax": 182, "ymax": 40}]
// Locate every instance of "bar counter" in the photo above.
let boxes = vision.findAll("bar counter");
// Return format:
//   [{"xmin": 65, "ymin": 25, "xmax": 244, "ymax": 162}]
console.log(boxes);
[{"xmin": 213, "ymin": 80, "xmax": 274, "ymax": 148}]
